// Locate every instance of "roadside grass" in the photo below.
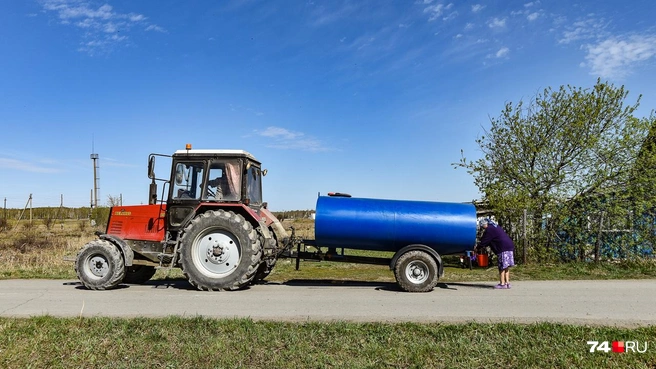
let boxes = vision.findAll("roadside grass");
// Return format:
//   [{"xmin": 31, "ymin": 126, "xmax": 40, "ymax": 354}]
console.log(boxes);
[{"xmin": 0, "ymin": 317, "xmax": 654, "ymax": 369}]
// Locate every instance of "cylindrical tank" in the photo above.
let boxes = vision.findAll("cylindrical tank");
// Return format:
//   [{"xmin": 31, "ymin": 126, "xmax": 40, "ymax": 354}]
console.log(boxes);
[{"xmin": 314, "ymin": 196, "xmax": 477, "ymax": 255}]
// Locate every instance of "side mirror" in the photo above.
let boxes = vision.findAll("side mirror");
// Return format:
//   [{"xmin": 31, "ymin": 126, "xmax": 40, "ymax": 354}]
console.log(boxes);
[
  {"xmin": 148, "ymin": 156, "xmax": 156, "ymax": 179},
  {"xmin": 262, "ymin": 169, "xmax": 268, "ymax": 176}
]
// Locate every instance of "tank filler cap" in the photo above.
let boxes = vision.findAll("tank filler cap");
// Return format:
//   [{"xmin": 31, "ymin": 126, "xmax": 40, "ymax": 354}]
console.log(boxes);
[{"xmin": 327, "ymin": 192, "xmax": 352, "ymax": 197}]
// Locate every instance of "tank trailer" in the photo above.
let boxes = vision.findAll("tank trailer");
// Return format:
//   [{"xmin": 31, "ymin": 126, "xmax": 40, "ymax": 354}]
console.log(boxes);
[{"xmin": 75, "ymin": 145, "xmax": 478, "ymax": 292}]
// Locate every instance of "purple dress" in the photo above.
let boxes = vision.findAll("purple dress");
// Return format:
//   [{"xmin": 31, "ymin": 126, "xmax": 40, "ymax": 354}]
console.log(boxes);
[{"xmin": 479, "ymin": 225, "xmax": 515, "ymax": 271}]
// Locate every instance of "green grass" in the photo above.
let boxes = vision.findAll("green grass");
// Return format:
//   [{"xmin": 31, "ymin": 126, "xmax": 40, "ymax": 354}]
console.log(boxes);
[{"xmin": 0, "ymin": 317, "xmax": 653, "ymax": 369}]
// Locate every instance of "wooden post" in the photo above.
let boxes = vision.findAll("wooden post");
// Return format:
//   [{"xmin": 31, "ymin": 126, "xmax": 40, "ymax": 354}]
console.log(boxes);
[
  {"xmin": 594, "ymin": 212, "xmax": 604, "ymax": 263},
  {"xmin": 522, "ymin": 209, "xmax": 528, "ymax": 264}
]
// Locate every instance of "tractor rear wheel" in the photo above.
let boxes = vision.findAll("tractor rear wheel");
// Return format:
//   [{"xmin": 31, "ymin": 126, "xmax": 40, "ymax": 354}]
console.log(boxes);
[
  {"xmin": 75, "ymin": 239, "xmax": 126, "ymax": 290},
  {"xmin": 123, "ymin": 265, "xmax": 157, "ymax": 284},
  {"xmin": 179, "ymin": 210, "xmax": 262, "ymax": 291},
  {"xmin": 393, "ymin": 250, "xmax": 439, "ymax": 292}
]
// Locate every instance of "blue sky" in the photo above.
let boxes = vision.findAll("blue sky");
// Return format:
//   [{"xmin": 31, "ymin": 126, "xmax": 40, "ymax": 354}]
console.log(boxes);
[{"xmin": 1, "ymin": 0, "xmax": 655, "ymax": 211}]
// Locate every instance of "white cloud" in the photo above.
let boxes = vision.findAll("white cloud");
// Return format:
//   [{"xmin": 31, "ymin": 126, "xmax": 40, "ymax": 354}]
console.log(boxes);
[
  {"xmin": 0, "ymin": 158, "xmax": 61, "ymax": 173},
  {"xmin": 145, "ymin": 24, "xmax": 166, "ymax": 33},
  {"xmin": 471, "ymin": 4, "xmax": 485, "ymax": 13},
  {"xmin": 488, "ymin": 17, "xmax": 506, "ymax": 28},
  {"xmin": 254, "ymin": 127, "xmax": 331, "ymax": 152},
  {"xmin": 41, "ymin": 0, "xmax": 165, "ymax": 55},
  {"xmin": 464, "ymin": 22, "xmax": 474, "ymax": 31},
  {"xmin": 424, "ymin": 3, "xmax": 454, "ymax": 22},
  {"xmin": 583, "ymin": 34, "xmax": 656, "ymax": 78},
  {"xmin": 559, "ymin": 17, "xmax": 608, "ymax": 44},
  {"xmin": 496, "ymin": 47, "xmax": 510, "ymax": 58},
  {"xmin": 527, "ymin": 12, "xmax": 539, "ymax": 21},
  {"xmin": 443, "ymin": 11, "xmax": 458, "ymax": 21},
  {"xmin": 257, "ymin": 127, "xmax": 301, "ymax": 140}
]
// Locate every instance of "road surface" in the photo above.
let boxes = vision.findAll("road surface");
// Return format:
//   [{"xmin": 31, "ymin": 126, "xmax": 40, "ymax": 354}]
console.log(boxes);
[{"xmin": 0, "ymin": 279, "xmax": 654, "ymax": 326}]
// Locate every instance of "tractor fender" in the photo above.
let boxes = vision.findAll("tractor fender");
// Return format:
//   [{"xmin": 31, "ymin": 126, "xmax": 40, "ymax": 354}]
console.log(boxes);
[
  {"xmin": 98, "ymin": 234, "xmax": 135, "ymax": 267},
  {"xmin": 390, "ymin": 244, "xmax": 444, "ymax": 278},
  {"xmin": 257, "ymin": 220, "xmax": 272, "ymax": 239}
]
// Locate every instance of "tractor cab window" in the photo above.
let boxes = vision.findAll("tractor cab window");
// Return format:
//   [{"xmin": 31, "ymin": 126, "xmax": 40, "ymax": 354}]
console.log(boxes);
[
  {"xmin": 246, "ymin": 163, "xmax": 262, "ymax": 206},
  {"xmin": 172, "ymin": 162, "xmax": 204, "ymax": 200},
  {"xmin": 205, "ymin": 160, "xmax": 241, "ymax": 201}
]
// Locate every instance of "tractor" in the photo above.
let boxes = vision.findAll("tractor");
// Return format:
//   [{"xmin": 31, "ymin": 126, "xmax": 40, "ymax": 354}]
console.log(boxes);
[{"xmin": 75, "ymin": 144, "xmax": 289, "ymax": 291}]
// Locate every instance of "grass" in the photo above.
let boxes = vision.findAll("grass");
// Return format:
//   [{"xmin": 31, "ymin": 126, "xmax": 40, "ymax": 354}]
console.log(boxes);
[{"xmin": 0, "ymin": 317, "xmax": 654, "ymax": 369}]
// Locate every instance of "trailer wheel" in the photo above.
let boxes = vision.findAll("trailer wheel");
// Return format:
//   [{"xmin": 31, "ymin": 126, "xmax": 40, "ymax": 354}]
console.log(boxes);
[
  {"xmin": 179, "ymin": 210, "xmax": 262, "ymax": 291},
  {"xmin": 75, "ymin": 239, "xmax": 126, "ymax": 290},
  {"xmin": 123, "ymin": 265, "xmax": 157, "ymax": 284},
  {"xmin": 394, "ymin": 250, "xmax": 439, "ymax": 292}
]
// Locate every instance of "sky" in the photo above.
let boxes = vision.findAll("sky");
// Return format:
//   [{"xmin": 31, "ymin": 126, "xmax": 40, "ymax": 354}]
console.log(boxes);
[{"xmin": 1, "ymin": 0, "xmax": 655, "ymax": 211}]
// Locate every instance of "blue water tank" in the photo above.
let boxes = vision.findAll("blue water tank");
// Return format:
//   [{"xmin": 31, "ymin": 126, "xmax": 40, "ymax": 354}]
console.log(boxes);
[{"xmin": 314, "ymin": 196, "xmax": 477, "ymax": 255}]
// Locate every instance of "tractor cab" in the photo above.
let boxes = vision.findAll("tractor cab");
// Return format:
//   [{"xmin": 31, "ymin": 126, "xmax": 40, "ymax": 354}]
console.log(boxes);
[{"xmin": 149, "ymin": 146, "xmax": 265, "ymax": 232}]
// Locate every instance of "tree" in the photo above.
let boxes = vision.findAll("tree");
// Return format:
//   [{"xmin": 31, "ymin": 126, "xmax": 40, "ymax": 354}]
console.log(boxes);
[{"xmin": 456, "ymin": 80, "xmax": 655, "ymax": 261}]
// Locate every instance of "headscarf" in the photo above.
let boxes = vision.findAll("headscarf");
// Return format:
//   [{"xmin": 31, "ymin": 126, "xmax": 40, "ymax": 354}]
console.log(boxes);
[{"xmin": 479, "ymin": 218, "xmax": 498, "ymax": 228}]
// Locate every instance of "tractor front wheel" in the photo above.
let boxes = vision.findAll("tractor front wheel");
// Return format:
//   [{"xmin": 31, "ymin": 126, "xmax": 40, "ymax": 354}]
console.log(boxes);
[
  {"xmin": 179, "ymin": 210, "xmax": 262, "ymax": 291},
  {"xmin": 75, "ymin": 239, "xmax": 126, "ymax": 290},
  {"xmin": 393, "ymin": 250, "xmax": 439, "ymax": 292}
]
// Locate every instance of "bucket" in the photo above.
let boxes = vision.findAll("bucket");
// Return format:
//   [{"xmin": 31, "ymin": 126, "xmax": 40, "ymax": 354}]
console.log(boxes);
[{"xmin": 477, "ymin": 254, "xmax": 489, "ymax": 267}]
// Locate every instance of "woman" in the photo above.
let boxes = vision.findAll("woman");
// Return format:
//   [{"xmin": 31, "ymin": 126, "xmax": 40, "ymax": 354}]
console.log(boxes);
[{"xmin": 477, "ymin": 218, "xmax": 515, "ymax": 289}]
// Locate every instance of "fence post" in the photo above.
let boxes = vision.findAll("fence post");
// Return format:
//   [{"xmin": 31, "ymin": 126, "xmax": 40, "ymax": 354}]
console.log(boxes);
[
  {"xmin": 594, "ymin": 212, "xmax": 604, "ymax": 263},
  {"xmin": 522, "ymin": 209, "xmax": 527, "ymax": 264}
]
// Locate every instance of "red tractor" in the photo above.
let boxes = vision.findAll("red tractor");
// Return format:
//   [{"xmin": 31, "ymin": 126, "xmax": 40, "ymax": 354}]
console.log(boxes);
[{"xmin": 75, "ymin": 145, "xmax": 288, "ymax": 291}]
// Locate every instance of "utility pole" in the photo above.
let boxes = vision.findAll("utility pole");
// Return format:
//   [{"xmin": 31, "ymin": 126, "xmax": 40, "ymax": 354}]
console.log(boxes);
[{"xmin": 90, "ymin": 153, "xmax": 99, "ymax": 208}]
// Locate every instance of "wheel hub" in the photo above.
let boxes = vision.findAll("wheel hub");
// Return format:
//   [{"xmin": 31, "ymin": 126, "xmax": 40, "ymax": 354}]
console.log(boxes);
[
  {"xmin": 193, "ymin": 230, "xmax": 240, "ymax": 277},
  {"xmin": 405, "ymin": 260, "xmax": 429, "ymax": 284},
  {"xmin": 89, "ymin": 256, "xmax": 109, "ymax": 277},
  {"xmin": 207, "ymin": 243, "xmax": 231, "ymax": 264}
]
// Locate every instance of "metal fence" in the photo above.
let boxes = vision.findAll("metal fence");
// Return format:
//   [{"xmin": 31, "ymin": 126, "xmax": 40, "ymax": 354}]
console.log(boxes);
[{"xmin": 491, "ymin": 207, "xmax": 656, "ymax": 264}]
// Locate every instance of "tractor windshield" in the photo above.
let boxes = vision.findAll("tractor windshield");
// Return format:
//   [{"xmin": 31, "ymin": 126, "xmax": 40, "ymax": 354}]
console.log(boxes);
[{"xmin": 205, "ymin": 159, "xmax": 241, "ymax": 201}]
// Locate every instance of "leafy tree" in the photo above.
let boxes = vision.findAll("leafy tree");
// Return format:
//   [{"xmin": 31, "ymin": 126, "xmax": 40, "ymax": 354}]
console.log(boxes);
[{"xmin": 456, "ymin": 80, "xmax": 655, "ymax": 261}]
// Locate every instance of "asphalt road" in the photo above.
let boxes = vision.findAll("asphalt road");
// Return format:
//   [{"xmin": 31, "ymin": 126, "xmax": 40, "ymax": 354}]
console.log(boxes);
[{"xmin": 0, "ymin": 279, "xmax": 654, "ymax": 326}]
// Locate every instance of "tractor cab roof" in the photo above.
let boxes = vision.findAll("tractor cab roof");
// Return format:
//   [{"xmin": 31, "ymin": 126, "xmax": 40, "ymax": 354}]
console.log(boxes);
[{"xmin": 172, "ymin": 149, "xmax": 259, "ymax": 163}]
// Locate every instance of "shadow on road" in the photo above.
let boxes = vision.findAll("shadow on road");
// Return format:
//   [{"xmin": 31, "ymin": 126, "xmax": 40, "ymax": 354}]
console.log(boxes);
[
  {"xmin": 63, "ymin": 279, "xmax": 197, "ymax": 291},
  {"xmin": 63, "ymin": 279, "xmax": 496, "ymax": 292},
  {"xmin": 280, "ymin": 279, "xmax": 400, "ymax": 291},
  {"xmin": 445, "ymin": 282, "xmax": 496, "ymax": 289}
]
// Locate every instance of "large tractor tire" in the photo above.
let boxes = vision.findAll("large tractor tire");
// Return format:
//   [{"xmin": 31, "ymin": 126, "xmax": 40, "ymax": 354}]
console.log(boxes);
[
  {"xmin": 123, "ymin": 265, "xmax": 157, "ymax": 284},
  {"xmin": 393, "ymin": 250, "xmax": 439, "ymax": 292},
  {"xmin": 75, "ymin": 239, "xmax": 126, "ymax": 290},
  {"xmin": 179, "ymin": 210, "xmax": 262, "ymax": 291}
]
